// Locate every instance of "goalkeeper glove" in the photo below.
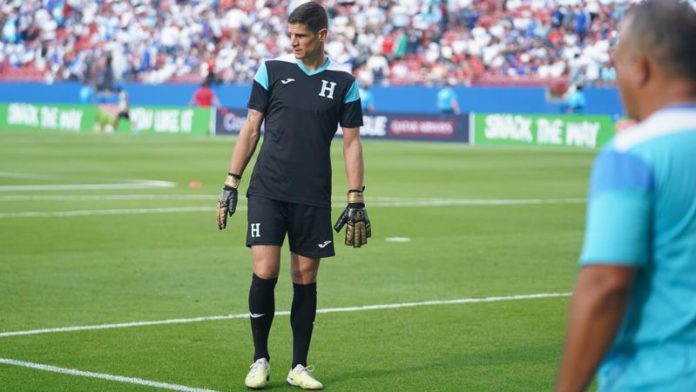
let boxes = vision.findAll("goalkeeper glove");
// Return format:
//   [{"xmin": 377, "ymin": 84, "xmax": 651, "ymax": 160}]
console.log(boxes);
[
  {"xmin": 334, "ymin": 188, "xmax": 371, "ymax": 247},
  {"xmin": 217, "ymin": 173, "xmax": 241, "ymax": 230}
]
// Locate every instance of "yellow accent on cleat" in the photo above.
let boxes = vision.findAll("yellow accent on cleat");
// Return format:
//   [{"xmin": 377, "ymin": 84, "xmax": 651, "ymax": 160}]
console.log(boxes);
[
  {"xmin": 245, "ymin": 358, "xmax": 270, "ymax": 389},
  {"xmin": 286, "ymin": 364, "xmax": 323, "ymax": 390}
]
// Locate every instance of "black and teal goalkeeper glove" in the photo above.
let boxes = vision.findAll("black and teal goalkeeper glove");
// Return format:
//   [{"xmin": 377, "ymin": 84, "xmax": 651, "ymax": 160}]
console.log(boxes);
[
  {"xmin": 217, "ymin": 173, "xmax": 240, "ymax": 230},
  {"xmin": 334, "ymin": 188, "xmax": 371, "ymax": 247}
]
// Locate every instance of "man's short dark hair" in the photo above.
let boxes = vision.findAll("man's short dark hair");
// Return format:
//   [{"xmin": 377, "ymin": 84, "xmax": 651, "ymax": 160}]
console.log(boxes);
[
  {"xmin": 626, "ymin": 0, "xmax": 696, "ymax": 81},
  {"xmin": 288, "ymin": 1, "xmax": 328, "ymax": 33}
]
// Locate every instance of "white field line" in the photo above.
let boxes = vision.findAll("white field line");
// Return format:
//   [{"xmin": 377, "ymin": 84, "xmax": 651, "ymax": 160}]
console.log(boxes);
[
  {"xmin": 0, "ymin": 198, "xmax": 585, "ymax": 219},
  {"xmin": 0, "ymin": 358, "xmax": 218, "ymax": 392},
  {"xmin": 0, "ymin": 180, "xmax": 175, "ymax": 192},
  {"xmin": 0, "ymin": 292, "xmax": 570, "ymax": 339}
]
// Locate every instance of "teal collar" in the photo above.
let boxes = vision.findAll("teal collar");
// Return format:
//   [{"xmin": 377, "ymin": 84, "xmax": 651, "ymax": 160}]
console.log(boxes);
[{"xmin": 296, "ymin": 57, "xmax": 331, "ymax": 76}]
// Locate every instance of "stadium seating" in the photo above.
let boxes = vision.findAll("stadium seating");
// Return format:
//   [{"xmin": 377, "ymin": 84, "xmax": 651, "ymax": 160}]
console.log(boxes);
[{"xmin": 0, "ymin": 0, "xmax": 626, "ymax": 86}]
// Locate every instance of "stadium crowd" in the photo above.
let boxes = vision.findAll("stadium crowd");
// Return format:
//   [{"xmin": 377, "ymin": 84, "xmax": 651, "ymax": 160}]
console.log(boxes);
[{"xmin": 0, "ymin": 0, "xmax": 628, "ymax": 87}]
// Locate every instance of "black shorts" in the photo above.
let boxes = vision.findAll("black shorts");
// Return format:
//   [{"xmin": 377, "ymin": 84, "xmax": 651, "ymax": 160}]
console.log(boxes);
[{"xmin": 246, "ymin": 195, "xmax": 335, "ymax": 258}]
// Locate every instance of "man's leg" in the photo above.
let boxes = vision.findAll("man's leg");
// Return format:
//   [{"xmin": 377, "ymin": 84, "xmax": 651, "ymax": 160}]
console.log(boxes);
[
  {"xmin": 249, "ymin": 245, "xmax": 281, "ymax": 362},
  {"xmin": 244, "ymin": 245, "xmax": 281, "ymax": 389},
  {"xmin": 244, "ymin": 196, "xmax": 287, "ymax": 389},
  {"xmin": 285, "ymin": 203, "xmax": 330, "ymax": 389},
  {"xmin": 289, "ymin": 253, "xmax": 320, "ymax": 368},
  {"xmin": 285, "ymin": 253, "xmax": 323, "ymax": 389}
]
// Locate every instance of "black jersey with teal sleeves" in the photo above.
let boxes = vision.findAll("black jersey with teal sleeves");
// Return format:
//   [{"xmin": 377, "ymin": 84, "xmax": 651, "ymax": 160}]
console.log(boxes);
[{"xmin": 246, "ymin": 55, "xmax": 363, "ymax": 207}]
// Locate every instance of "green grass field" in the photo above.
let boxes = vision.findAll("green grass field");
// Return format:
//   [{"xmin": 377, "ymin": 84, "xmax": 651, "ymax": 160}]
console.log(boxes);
[{"xmin": 0, "ymin": 132, "xmax": 596, "ymax": 391}]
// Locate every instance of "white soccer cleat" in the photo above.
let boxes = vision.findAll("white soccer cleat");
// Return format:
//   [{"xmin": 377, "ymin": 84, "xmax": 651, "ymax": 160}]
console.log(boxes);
[
  {"xmin": 244, "ymin": 358, "xmax": 270, "ymax": 389},
  {"xmin": 286, "ymin": 364, "xmax": 323, "ymax": 390}
]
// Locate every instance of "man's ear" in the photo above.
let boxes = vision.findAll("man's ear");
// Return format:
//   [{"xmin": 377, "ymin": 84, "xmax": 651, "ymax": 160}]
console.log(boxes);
[
  {"xmin": 634, "ymin": 53, "xmax": 651, "ymax": 88},
  {"xmin": 318, "ymin": 28, "xmax": 328, "ymax": 42}
]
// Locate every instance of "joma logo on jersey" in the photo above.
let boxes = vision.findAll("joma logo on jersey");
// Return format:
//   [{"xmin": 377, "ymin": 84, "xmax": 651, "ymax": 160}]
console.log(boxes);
[{"xmin": 318, "ymin": 80, "xmax": 336, "ymax": 100}]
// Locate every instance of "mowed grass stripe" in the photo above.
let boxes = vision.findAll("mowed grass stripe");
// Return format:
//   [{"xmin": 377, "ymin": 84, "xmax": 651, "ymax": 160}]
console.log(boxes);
[
  {"xmin": 0, "ymin": 180, "xmax": 175, "ymax": 192},
  {"xmin": 0, "ymin": 197, "xmax": 585, "ymax": 219}
]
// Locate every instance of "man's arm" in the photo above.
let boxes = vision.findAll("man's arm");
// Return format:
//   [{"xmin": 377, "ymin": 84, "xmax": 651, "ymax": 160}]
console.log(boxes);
[
  {"xmin": 451, "ymin": 97, "xmax": 461, "ymax": 115},
  {"xmin": 342, "ymin": 127, "xmax": 364, "ymax": 190},
  {"xmin": 216, "ymin": 109, "xmax": 264, "ymax": 230},
  {"xmin": 334, "ymin": 126, "xmax": 370, "ymax": 247},
  {"xmin": 228, "ymin": 109, "xmax": 264, "ymax": 175},
  {"xmin": 555, "ymin": 265, "xmax": 635, "ymax": 392},
  {"xmin": 213, "ymin": 94, "xmax": 223, "ymax": 110}
]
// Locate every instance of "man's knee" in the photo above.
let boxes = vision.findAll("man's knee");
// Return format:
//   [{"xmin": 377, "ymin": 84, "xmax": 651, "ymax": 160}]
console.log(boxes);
[
  {"xmin": 252, "ymin": 246, "xmax": 281, "ymax": 278},
  {"xmin": 291, "ymin": 269, "xmax": 314, "ymax": 283},
  {"xmin": 255, "ymin": 266, "xmax": 279, "ymax": 280},
  {"xmin": 291, "ymin": 257, "xmax": 320, "ymax": 283}
]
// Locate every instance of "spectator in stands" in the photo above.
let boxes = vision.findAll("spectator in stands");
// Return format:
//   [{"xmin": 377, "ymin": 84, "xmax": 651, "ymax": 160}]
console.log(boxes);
[
  {"xmin": 96, "ymin": 54, "xmax": 115, "ymax": 94},
  {"xmin": 600, "ymin": 60, "xmax": 617, "ymax": 86},
  {"xmin": 365, "ymin": 48, "xmax": 390, "ymax": 86},
  {"xmin": 574, "ymin": 4, "xmax": 591, "ymax": 42},
  {"xmin": 436, "ymin": 78, "xmax": 461, "ymax": 115}
]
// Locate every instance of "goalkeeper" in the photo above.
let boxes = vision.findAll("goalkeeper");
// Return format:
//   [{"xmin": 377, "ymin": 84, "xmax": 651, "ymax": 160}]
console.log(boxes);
[{"xmin": 216, "ymin": 2, "xmax": 369, "ymax": 389}]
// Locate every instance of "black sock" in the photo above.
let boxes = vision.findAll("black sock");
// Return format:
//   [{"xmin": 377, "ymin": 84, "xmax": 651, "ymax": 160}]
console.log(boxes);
[
  {"xmin": 249, "ymin": 274, "xmax": 277, "ymax": 362},
  {"xmin": 291, "ymin": 282, "xmax": 317, "ymax": 368}
]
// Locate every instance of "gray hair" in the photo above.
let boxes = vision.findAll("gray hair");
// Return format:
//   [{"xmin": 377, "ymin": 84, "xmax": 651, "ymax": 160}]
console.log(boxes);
[{"xmin": 625, "ymin": 0, "xmax": 696, "ymax": 81}]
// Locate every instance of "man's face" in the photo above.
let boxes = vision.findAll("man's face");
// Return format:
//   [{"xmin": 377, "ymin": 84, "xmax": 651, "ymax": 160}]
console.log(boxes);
[
  {"xmin": 612, "ymin": 17, "xmax": 641, "ymax": 120},
  {"xmin": 288, "ymin": 23, "xmax": 326, "ymax": 60}
]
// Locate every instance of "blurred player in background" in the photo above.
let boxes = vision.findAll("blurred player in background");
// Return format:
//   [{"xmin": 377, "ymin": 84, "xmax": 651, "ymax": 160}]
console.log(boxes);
[
  {"xmin": 358, "ymin": 78, "xmax": 376, "ymax": 114},
  {"xmin": 436, "ymin": 78, "xmax": 460, "ymax": 115},
  {"xmin": 563, "ymin": 84, "xmax": 586, "ymax": 114},
  {"xmin": 556, "ymin": 1, "xmax": 696, "ymax": 391},
  {"xmin": 189, "ymin": 79, "xmax": 223, "ymax": 109},
  {"xmin": 216, "ymin": 2, "xmax": 370, "ymax": 389},
  {"xmin": 113, "ymin": 85, "xmax": 130, "ymax": 131}
]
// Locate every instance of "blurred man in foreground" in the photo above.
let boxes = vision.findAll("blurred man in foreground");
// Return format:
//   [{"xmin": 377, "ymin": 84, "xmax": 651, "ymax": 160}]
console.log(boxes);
[{"xmin": 556, "ymin": 1, "xmax": 696, "ymax": 391}]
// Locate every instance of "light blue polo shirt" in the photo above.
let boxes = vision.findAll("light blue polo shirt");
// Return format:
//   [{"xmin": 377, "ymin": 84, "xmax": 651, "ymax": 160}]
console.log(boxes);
[
  {"xmin": 580, "ymin": 104, "xmax": 696, "ymax": 391},
  {"xmin": 359, "ymin": 87, "xmax": 374, "ymax": 111},
  {"xmin": 436, "ymin": 87, "xmax": 457, "ymax": 112}
]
